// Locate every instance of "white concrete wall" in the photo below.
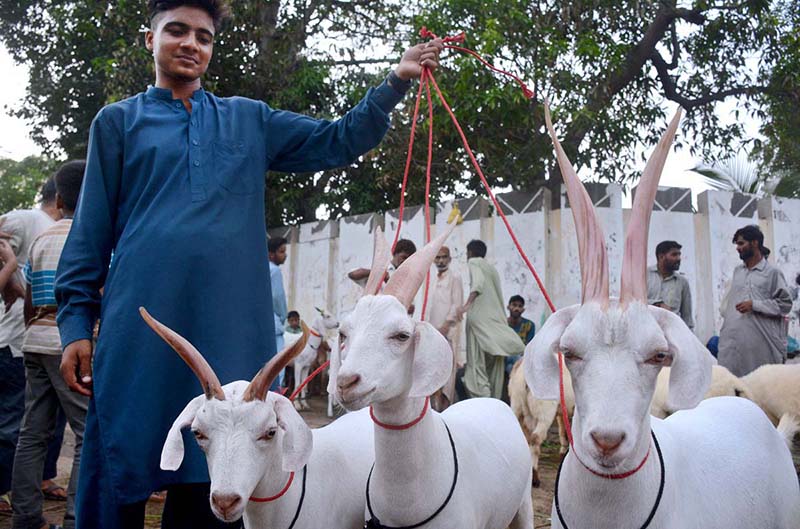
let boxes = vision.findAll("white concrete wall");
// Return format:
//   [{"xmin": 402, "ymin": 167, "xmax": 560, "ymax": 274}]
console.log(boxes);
[{"xmin": 272, "ymin": 187, "xmax": 800, "ymax": 345}]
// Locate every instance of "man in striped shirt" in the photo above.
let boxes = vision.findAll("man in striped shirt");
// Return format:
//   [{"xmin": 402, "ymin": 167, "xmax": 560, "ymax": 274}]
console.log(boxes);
[{"xmin": 11, "ymin": 161, "xmax": 87, "ymax": 529}]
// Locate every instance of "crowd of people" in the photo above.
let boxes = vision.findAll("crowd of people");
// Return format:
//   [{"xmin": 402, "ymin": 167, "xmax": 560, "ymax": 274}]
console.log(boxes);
[{"xmin": 0, "ymin": 1, "xmax": 797, "ymax": 529}]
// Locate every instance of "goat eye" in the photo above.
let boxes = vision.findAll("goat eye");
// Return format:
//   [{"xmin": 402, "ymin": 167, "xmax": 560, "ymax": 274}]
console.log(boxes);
[
  {"xmin": 390, "ymin": 332, "xmax": 411, "ymax": 342},
  {"xmin": 259, "ymin": 428, "xmax": 277, "ymax": 441},
  {"xmin": 560, "ymin": 349, "xmax": 580, "ymax": 361},
  {"xmin": 646, "ymin": 352, "xmax": 670, "ymax": 365}
]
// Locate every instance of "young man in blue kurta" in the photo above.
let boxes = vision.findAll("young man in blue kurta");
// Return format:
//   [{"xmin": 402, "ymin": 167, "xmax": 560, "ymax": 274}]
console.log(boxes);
[{"xmin": 54, "ymin": 1, "xmax": 443, "ymax": 527}]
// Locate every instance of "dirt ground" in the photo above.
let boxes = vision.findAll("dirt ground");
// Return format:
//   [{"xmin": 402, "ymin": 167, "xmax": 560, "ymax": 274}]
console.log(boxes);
[{"xmin": 2, "ymin": 394, "xmax": 797, "ymax": 529}]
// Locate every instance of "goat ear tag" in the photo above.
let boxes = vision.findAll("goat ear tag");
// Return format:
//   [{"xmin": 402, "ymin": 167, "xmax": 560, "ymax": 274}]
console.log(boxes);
[
  {"xmin": 160, "ymin": 396, "xmax": 204, "ymax": 471},
  {"xmin": 409, "ymin": 321, "xmax": 453, "ymax": 398}
]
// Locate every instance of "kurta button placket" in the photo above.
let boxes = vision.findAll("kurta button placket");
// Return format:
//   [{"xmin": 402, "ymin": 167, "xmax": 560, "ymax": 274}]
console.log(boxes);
[{"xmin": 188, "ymin": 102, "xmax": 206, "ymax": 202}]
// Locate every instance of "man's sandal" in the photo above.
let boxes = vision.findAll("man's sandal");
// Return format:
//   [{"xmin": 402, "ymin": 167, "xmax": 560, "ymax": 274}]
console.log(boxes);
[
  {"xmin": 0, "ymin": 493, "xmax": 11, "ymax": 514},
  {"xmin": 41, "ymin": 482, "xmax": 67, "ymax": 501}
]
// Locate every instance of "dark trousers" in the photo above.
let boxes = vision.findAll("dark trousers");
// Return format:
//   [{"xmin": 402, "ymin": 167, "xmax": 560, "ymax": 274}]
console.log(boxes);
[
  {"xmin": 44, "ymin": 406, "xmax": 67, "ymax": 481},
  {"xmin": 0, "ymin": 346, "xmax": 25, "ymax": 493}
]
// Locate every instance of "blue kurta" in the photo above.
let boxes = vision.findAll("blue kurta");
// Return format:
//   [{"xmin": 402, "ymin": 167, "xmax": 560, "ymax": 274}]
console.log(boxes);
[{"xmin": 55, "ymin": 82, "xmax": 405, "ymax": 504}]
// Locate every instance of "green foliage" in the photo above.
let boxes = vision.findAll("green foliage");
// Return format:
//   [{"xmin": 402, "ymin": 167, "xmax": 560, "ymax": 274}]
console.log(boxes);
[
  {"xmin": 0, "ymin": 156, "xmax": 58, "ymax": 213},
  {"xmin": 0, "ymin": 0, "xmax": 798, "ymax": 225}
]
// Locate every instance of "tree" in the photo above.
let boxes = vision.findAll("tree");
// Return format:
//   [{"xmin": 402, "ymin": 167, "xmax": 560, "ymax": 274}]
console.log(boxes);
[
  {"xmin": 1, "ymin": 0, "xmax": 798, "ymax": 225},
  {"xmin": 0, "ymin": 156, "xmax": 57, "ymax": 213}
]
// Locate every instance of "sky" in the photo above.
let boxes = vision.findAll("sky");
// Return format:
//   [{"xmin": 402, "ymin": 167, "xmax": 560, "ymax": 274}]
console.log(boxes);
[{"xmin": 0, "ymin": 43, "xmax": 720, "ymax": 207}]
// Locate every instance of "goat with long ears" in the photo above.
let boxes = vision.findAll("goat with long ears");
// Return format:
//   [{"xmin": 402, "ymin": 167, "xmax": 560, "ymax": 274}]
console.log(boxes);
[
  {"xmin": 525, "ymin": 104, "xmax": 799, "ymax": 528},
  {"xmin": 329, "ymin": 221, "xmax": 535, "ymax": 529},
  {"xmin": 145, "ymin": 308, "xmax": 377, "ymax": 528}
]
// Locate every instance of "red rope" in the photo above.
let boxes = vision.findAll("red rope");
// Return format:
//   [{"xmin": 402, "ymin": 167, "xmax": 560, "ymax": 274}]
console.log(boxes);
[
  {"xmin": 249, "ymin": 471, "xmax": 294, "ymax": 502},
  {"xmin": 420, "ymin": 68, "xmax": 434, "ymax": 321},
  {"xmin": 288, "ymin": 359, "xmax": 330, "ymax": 402},
  {"xmin": 370, "ymin": 396, "xmax": 430, "ymax": 430}
]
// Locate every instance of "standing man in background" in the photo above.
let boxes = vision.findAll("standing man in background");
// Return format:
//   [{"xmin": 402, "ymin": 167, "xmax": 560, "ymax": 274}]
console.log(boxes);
[
  {"xmin": 424, "ymin": 245, "xmax": 463, "ymax": 411},
  {"xmin": 647, "ymin": 240, "xmax": 694, "ymax": 329},
  {"xmin": 459, "ymin": 240, "xmax": 524, "ymax": 399},
  {"xmin": 268, "ymin": 236, "xmax": 289, "ymax": 387},
  {"xmin": 718, "ymin": 225, "xmax": 791, "ymax": 376}
]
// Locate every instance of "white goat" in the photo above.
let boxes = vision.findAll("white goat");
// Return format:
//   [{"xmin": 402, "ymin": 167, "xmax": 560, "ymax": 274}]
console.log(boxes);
[
  {"xmin": 142, "ymin": 310, "xmax": 375, "ymax": 528},
  {"xmin": 650, "ymin": 364, "xmax": 753, "ymax": 419},
  {"xmin": 285, "ymin": 308, "xmax": 339, "ymax": 410},
  {"xmin": 524, "ymin": 104, "xmax": 800, "ymax": 529},
  {"xmin": 742, "ymin": 364, "xmax": 800, "ymax": 448},
  {"xmin": 329, "ymin": 225, "xmax": 534, "ymax": 529}
]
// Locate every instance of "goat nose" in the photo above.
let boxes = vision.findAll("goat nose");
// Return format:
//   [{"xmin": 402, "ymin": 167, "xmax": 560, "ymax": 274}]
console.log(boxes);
[
  {"xmin": 211, "ymin": 492, "xmax": 242, "ymax": 514},
  {"xmin": 337, "ymin": 373, "xmax": 360, "ymax": 391},
  {"xmin": 590, "ymin": 430, "xmax": 626, "ymax": 454}
]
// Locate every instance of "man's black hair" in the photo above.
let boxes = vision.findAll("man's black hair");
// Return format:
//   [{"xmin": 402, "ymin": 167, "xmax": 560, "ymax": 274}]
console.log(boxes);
[
  {"xmin": 655, "ymin": 240, "xmax": 682, "ymax": 258},
  {"xmin": 467, "ymin": 239, "xmax": 487, "ymax": 258},
  {"xmin": 148, "ymin": 0, "xmax": 231, "ymax": 31},
  {"xmin": 39, "ymin": 176, "xmax": 57, "ymax": 205},
  {"xmin": 394, "ymin": 239, "xmax": 416, "ymax": 257},
  {"xmin": 509, "ymin": 295, "xmax": 525, "ymax": 305},
  {"xmin": 55, "ymin": 160, "xmax": 86, "ymax": 213},
  {"xmin": 287, "ymin": 310, "xmax": 300, "ymax": 319},
  {"xmin": 732, "ymin": 225, "xmax": 765, "ymax": 252},
  {"xmin": 268, "ymin": 237, "xmax": 287, "ymax": 254}
]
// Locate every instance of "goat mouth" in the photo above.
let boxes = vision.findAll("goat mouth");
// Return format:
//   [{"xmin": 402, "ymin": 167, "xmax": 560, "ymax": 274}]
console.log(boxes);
[{"xmin": 338, "ymin": 386, "xmax": 376, "ymax": 409}]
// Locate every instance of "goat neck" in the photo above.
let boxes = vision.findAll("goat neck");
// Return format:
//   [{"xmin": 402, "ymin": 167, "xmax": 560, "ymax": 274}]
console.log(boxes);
[
  {"xmin": 558, "ymin": 416, "xmax": 664, "ymax": 528},
  {"xmin": 369, "ymin": 396, "xmax": 455, "ymax": 525},
  {"xmin": 544, "ymin": 101, "xmax": 609, "ymax": 306},
  {"xmin": 620, "ymin": 109, "xmax": 682, "ymax": 306},
  {"xmin": 140, "ymin": 307, "xmax": 225, "ymax": 400}
]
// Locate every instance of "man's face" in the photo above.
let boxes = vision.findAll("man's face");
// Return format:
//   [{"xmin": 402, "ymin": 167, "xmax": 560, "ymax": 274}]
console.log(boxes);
[
  {"xmin": 287, "ymin": 315, "xmax": 300, "ymax": 328},
  {"xmin": 658, "ymin": 248, "xmax": 682, "ymax": 272},
  {"xmin": 145, "ymin": 7, "xmax": 215, "ymax": 84},
  {"xmin": 270, "ymin": 244, "xmax": 288, "ymax": 265},
  {"xmin": 392, "ymin": 251, "xmax": 411, "ymax": 268},
  {"xmin": 508, "ymin": 300, "xmax": 525, "ymax": 319},
  {"xmin": 735, "ymin": 236, "xmax": 755, "ymax": 261},
  {"xmin": 434, "ymin": 249, "xmax": 451, "ymax": 271}
]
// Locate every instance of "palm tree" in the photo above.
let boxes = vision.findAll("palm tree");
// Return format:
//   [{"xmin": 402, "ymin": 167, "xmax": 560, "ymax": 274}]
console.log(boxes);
[{"xmin": 692, "ymin": 153, "xmax": 799, "ymax": 198}]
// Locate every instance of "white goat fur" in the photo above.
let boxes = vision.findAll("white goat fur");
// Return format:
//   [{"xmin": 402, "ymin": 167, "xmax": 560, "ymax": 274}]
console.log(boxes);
[
  {"xmin": 162, "ymin": 381, "xmax": 375, "ymax": 528},
  {"xmin": 525, "ymin": 103, "xmax": 800, "ymax": 528},
  {"xmin": 742, "ymin": 363, "xmax": 800, "ymax": 448},
  {"xmin": 285, "ymin": 309, "xmax": 338, "ymax": 410},
  {"xmin": 508, "ymin": 361, "xmax": 751, "ymax": 484},
  {"xmin": 331, "ymin": 294, "xmax": 534, "ymax": 529}
]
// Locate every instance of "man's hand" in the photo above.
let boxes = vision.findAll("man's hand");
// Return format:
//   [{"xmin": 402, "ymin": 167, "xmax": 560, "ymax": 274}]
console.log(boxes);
[
  {"xmin": 736, "ymin": 300, "xmax": 753, "ymax": 314},
  {"xmin": 61, "ymin": 339, "xmax": 94, "ymax": 396},
  {"xmin": 394, "ymin": 38, "xmax": 444, "ymax": 81}
]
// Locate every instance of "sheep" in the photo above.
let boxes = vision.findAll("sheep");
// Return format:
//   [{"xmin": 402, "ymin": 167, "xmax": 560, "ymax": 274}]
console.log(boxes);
[
  {"xmin": 329, "ymin": 225, "xmax": 534, "ymax": 529},
  {"xmin": 523, "ymin": 103, "xmax": 800, "ymax": 528},
  {"xmin": 742, "ymin": 364, "xmax": 800, "ymax": 448},
  {"xmin": 285, "ymin": 307, "xmax": 339, "ymax": 411},
  {"xmin": 142, "ymin": 309, "xmax": 375, "ymax": 528},
  {"xmin": 650, "ymin": 364, "xmax": 754, "ymax": 419},
  {"xmin": 508, "ymin": 359, "xmax": 571, "ymax": 487}
]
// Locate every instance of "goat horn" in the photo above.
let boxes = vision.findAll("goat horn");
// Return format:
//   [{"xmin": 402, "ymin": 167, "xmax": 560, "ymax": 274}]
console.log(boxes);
[
  {"xmin": 384, "ymin": 221, "xmax": 456, "ymax": 309},
  {"xmin": 364, "ymin": 226, "xmax": 391, "ymax": 296},
  {"xmin": 139, "ymin": 307, "xmax": 225, "ymax": 401},
  {"xmin": 243, "ymin": 321, "xmax": 310, "ymax": 402},
  {"xmin": 619, "ymin": 108, "xmax": 682, "ymax": 306},
  {"xmin": 543, "ymin": 100, "xmax": 609, "ymax": 305}
]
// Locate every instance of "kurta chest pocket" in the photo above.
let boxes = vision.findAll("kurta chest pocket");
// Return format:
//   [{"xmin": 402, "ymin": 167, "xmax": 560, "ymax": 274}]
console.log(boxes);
[{"xmin": 213, "ymin": 141, "xmax": 258, "ymax": 195}]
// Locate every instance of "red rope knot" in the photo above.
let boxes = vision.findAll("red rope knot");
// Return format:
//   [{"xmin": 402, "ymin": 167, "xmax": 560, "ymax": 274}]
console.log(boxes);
[{"xmin": 419, "ymin": 27, "xmax": 466, "ymax": 44}]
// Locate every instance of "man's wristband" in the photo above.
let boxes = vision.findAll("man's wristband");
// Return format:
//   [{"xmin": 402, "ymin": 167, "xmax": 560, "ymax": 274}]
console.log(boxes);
[{"xmin": 386, "ymin": 70, "xmax": 412, "ymax": 95}]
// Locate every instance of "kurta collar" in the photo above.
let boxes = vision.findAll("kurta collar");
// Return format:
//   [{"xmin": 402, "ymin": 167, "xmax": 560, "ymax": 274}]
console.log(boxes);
[
  {"xmin": 750, "ymin": 257, "xmax": 768, "ymax": 272},
  {"xmin": 146, "ymin": 86, "xmax": 206, "ymax": 101},
  {"xmin": 649, "ymin": 264, "xmax": 676, "ymax": 281}
]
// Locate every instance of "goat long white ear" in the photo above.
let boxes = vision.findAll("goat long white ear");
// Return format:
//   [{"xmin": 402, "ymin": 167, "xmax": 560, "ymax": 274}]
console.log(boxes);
[
  {"xmin": 409, "ymin": 321, "xmax": 453, "ymax": 398},
  {"xmin": 273, "ymin": 396, "xmax": 313, "ymax": 472},
  {"xmin": 649, "ymin": 306, "xmax": 713, "ymax": 410},
  {"xmin": 326, "ymin": 334, "xmax": 341, "ymax": 399},
  {"xmin": 524, "ymin": 306, "xmax": 580, "ymax": 400},
  {"xmin": 161, "ymin": 395, "xmax": 205, "ymax": 471}
]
